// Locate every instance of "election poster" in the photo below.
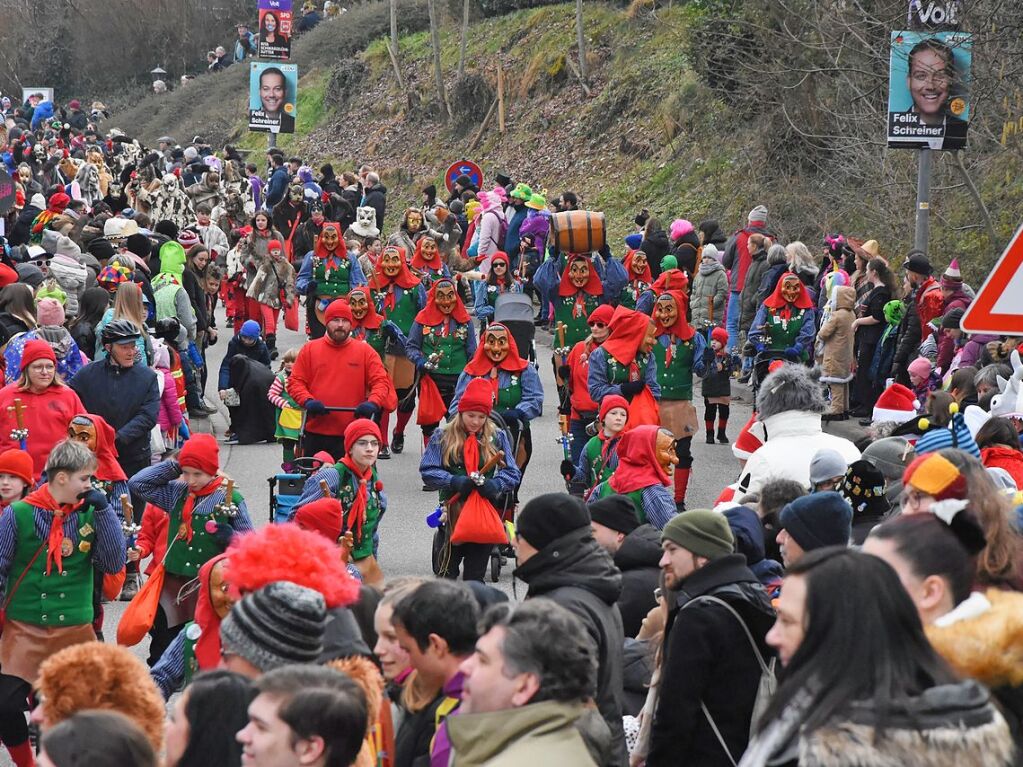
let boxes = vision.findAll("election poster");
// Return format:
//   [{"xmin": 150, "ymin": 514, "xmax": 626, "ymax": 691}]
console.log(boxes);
[
  {"xmin": 258, "ymin": 0, "xmax": 292, "ymax": 61},
  {"xmin": 249, "ymin": 62, "xmax": 298, "ymax": 134},
  {"xmin": 887, "ymin": 30, "xmax": 972, "ymax": 151}
]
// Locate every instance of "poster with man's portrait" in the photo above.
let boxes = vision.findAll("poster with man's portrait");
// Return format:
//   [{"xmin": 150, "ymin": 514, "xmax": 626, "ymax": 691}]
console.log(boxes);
[
  {"xmin": 258, "ymin": 0, "xmax": 292, "ymax": 61},
  {"xmin": 888, "ymin": 30, "xmax": 972, "ymax": 150},
  {"xmin": 249, "ymin": 62, "xmax": 297, "ymax": 134}
]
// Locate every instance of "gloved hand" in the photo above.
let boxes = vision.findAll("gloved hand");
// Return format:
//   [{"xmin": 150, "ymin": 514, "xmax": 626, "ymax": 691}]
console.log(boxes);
[
  {"xmin": 754, "ymin": 342, "xmax": 767, "ymax": 355},
  {"xmin": 560, "ymin": 459, "xmax": 576, "ymax": 479},
  {"xmin": 204, "ymin": 519, "xmax": 235, "ymax": 548},
  {"xmin": 784, "ymin": 346, "xmax": 801, "ymax": 360},
  {"xmin": 500, "ymin": 409, "xmax": 524, "ymax": 427},
  {"xmin": 557, "ymin": 364, "xmax": 572, "ymax": 381},
  {"xmin": 383, "ymin": 321, "xmax": 400, "ymax": 341},
  {"xmin": 415, "ymin": 359, "xmax": 427, "ymax": 372},
  {"xmin": 305, "ymin": 399, "xmax": 328, "ymax": 416},
  {"xmin": 354, "ymin": 401, "xmax": 380, "ymax": 420},
  {"xmin": 450, "ymin": 475, "xmax": 475, "ymax": 497},
  {"xmin": 480, "ymin": 480, "xmax": 503, "ymax": 503},
  {"xmin": 77, "ymin": 488, "xmax": 109, "ymax": 513},
  {"xmin": 620, "ymin": 380, "xmax": 644, "ymax": 397},
  {"xmin": 306, "ymin": 279, "xmax": 319, "ymax": 295}
]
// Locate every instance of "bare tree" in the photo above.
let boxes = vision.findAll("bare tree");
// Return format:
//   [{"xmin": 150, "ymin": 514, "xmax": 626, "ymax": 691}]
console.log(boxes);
[
  {"xmin": 575, "ymin": 0, "xmax": 588, "ymax": 84},
  {"xmin": 428, "ymin": 0, "xmax": 451, "ymax": 119},
  {"xmin": 389, "ymin": 0, "xmax": 405, "ymax": 89},
  {"xmin": 458, "ymin": 0, "xmax": 470, "ymax": 78}
]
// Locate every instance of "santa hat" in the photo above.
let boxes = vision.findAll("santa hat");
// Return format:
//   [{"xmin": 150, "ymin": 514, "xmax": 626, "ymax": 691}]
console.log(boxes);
[
  {"xmin": 458, "ymin": 377, "xmax": 494, "ymax": 415},
  {"xmin": 179, "ymin": 433, "xmax": 220, "ymax": 476},
  {"xmin": 731, "ymin": 413, "xmax": 763, "ymax": 461},
  {"xmin": 872, "ymin": 383, "xmax": 918, "ymax": 425},
  {"xmin": 940, "ymin": 258, "xmax": 962, "ymax": 289}
]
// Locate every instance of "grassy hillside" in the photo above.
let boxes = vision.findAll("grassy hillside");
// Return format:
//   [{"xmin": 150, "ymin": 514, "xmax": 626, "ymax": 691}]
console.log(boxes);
[{"xmin": 107, "ymin": 1, "xmax": 1023, "ymax": 282}]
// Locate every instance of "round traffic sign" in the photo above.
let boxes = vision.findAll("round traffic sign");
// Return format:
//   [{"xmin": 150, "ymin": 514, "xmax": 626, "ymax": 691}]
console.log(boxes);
[{"xmin": 444, "ymin": 160, "xmax": 483, "ymax": 193}]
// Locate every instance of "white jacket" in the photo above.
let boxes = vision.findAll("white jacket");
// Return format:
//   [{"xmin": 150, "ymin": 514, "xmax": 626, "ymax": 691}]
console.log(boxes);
[{"xmin": 736, "ymin": 410, "xmax": 860, "ymax": 495}]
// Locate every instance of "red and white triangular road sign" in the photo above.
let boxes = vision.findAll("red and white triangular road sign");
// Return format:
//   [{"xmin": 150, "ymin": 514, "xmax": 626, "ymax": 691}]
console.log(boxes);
[{"xmin": 961, "ymin": 223, "xmax": 1023, "ymax": 335}]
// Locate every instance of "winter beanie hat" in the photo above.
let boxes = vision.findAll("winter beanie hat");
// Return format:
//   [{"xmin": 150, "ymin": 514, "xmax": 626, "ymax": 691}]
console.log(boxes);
[
  {"xmin": 293, "ymin": 497, "xmax": 344, "ymax": 543},
  {"xmin": 36, "ymin": 297, "xmax": 66, "ymax": 327},
  {"xmin": 598, "ymin": 394, "xmax": 629, "ymax": 423},
  {"xmin": 809, "ymin": 449, "xmax": 848, "ymax": 486},
  {"xmin": 624, "ymin": 233, "xmax": 643, "ymax": 250},
  {"xmin": 219, "ymin": 581, "xmax": 327, "ymax": 672},
  {"xmin": 914, "ymin": 410, "xmax": 980, "ymax": 459},
  {"xmin": 711, "ymin": 327, "xmax": 729, "ymax": 346},
  {"xmin": 661, "ymin": 510, "xmax": 734, "ymax": 560},
  {"xmin": 458, "ymin": 377, "xmax": 495, "ymax": 415},
  {"xmin": 839, "ymin": 460, "xmax": 889, "ymax": 518},
  {"xmin": 179, "ymin": 433, "xmax": 220, "ymax": 476},
  {"xmin": 872, "ymin": 383, "xmax": 918, "ymax": 424},
  {"xmin": 747, "ymin": 205, "xmax": 768, "ymax": 225},
  {"xmin": 903, "ymin": 453, "xmax": 967, "ymax": 501},
  {"xmin": 240, "ymin": 320, "xmax": 261, "ymax": 339},
  {"xmin": 0, "ymin": 448, "xmax": 35, "ymax": 484},
  {"xmin": 941, "ymin": 308, "xmax": 965, "ymax": 330},
  {"xmin": 660, "ymin": 255, "xmax": 678, "ymax": 272},
  {"xmin": 779, "ymin": 492, "xmax": 853, "ymax": 551},
  {"xmin": 21, "ymin": 339, "xmax": 57, "ymax": 369},
  {"xmin": 587, "ymin": 494, "xmax": 639, "ymax": 535},
  {"xmin": 344, "ymin": 418, "xmax": 382, "ymax": 454},
  {"xmin": 177, "ymin": 230, "xmax": 200, "ymax": 250},
  {"xmin": 588, "ymin": 304, "xmax": 614, "ymax": 326},
  {"xmin": 940, "ymin": 258, "xmax": 962, "ymax": 289},
  {"xmin": 904, "ymin": 251, "xmax": 933, "ymax": 276},
  {"xmin": 517, "ymin": 493, "xmax": 591, "ymax": 551},
  {"xmin": 324, "ymin": 299, "xmax": 353, "ymax": 324}
]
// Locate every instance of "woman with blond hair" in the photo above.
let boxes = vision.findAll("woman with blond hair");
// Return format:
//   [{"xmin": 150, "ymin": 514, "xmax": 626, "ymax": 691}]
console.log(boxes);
[{"xmin": 94, "ymin": 281, "xmax": 152, "ymax": 364}]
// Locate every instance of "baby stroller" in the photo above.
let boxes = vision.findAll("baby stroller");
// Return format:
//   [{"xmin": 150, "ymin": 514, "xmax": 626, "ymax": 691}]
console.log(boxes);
[
  {"xmin": 267, "ymin": 456, "xmax": 324, "ymax": 524},
  {"xmin": 429, "ymin": 412, "xmax": 519, "ymax": 582},
  {"xmin": 494, "ymin": 292, "xmax": 537, "ymax": 367}
]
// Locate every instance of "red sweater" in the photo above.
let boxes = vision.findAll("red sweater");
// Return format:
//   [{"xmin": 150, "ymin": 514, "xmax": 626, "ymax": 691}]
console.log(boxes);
[
  {"xmin": 0, "ymin": 383, "xmax": 86, "ymax": 477},
  {"xmin": 567, "ymin": 339, "xmax": 600, "ymax": 418},
  {"xmin": 981, "ymin": 446, "xmax": 1023, "ymax": 490},
  {"xmin": 287, "ymin": 336, "xmax": 397, "ymax": 436}
]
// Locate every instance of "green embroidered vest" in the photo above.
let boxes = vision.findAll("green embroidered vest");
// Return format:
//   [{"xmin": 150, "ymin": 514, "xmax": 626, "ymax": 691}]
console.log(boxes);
[
  {"xmin": 335, "ymin": 463, "xmax": 383, "ymax": 560},
  {"xmin": 374, "ymin": 286, "xmax": 418, "ymax": 335},
  {"xmin": 604, "ymin": 352, "xmax": 650, "ymax": 385},
  {"xmin": 554, "ymin": 293, "xmax": 600, "ymax": 348},
  {"xmin": 765, "ymin": 309, "xmax": 806, "ymax": 353},
  {"xmin": 653, "ymin": 336, "xmax": 695, "ymax": 401},
  {"xmin": 438, "ymin": 435, "xmax": 501, "ymax": 503},
  {"xmin": 583, "ymin": 435, "xmax": 616, "ymax": 487},
  {"xmin": 313, "ymin": 255, "xmax": 353, "ymax": 298},
  {"xmin": 422, "ymin": 324, "xmax": 469, "ymax": 376},
  {"xmin": 620, "ymin": 281, "xmax": 648, "ymax": 311},
  {"xmin": 7, "ymin": 501, "xmax": 96, "ymax": 626},
  {"xmin": 164, "ymin": 489, "xmax": 243, "ymax": 578},
  {"xmin": 495, "ymin": 376, "xmax": 521, "ymax": 410}
]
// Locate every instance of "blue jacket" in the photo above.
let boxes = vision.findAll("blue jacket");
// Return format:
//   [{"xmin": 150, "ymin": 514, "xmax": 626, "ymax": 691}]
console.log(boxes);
[
  {"xmin": 504, "ymin": 207, "xmax": 528, "ymax": 254},
  {"xmin": 264, "ymin": 165, "xmax": 291, "ymax": 210},
  {"xmin": 448, "ymin": 366, "xmax": 544, "ymax": 420},
  {"xmin": 70, "ymin": 359, "xmax": 159, "ymax": 463}
]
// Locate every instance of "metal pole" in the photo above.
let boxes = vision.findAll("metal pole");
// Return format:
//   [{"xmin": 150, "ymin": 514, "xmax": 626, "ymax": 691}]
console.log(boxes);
[
  {"xmin": 914, "ymin": 148, "xmax": 931, "ymax": 254},
  {"xmin": 268, "ymin": 132, "xmax": 277, "ymax": 151}
]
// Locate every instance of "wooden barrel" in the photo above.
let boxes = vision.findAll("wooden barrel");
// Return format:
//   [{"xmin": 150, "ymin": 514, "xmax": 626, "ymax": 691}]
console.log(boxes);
[{"xmin": 551, "ymin": 210, "xmax": 607, "ymax": 255}]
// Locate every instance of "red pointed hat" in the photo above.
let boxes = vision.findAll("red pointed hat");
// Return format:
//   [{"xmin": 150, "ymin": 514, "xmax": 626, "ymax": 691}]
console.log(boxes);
[
  {"xmin": 610, "ymin": 424, "xmax": 671, "ymax": 493},
  {"xmin": 464, "ymin": 322, "xmax": 528, "ymax": 375},
  {"xmin": 558, "ymin": 254, "xmax": 602, "ymax": 297},
  {"xmin": 369, "ymin": 245, "xmax": 420, "ymax": 290},
  {"xmin": 77, "ymin": 414, "xmax": 127, "ymax": 482},
  {"xmin": 313, "ymin": 223, "xmax": 347, "ymax": 259},
  {"xmin": 601, "ymin": 305, "xmax": 652, "ymax": 367},
  {"xmin": 653, "ymin": 290, "xmax": 695, "ymax": 341},
  {"xmin": 415, "ymin": 278, "xmax": 471, "ymax": 326}
]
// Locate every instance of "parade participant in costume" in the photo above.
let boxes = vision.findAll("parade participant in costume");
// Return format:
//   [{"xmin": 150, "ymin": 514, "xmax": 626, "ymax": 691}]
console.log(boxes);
[
  {"xmin": 149, "ymin": 553, "xmax": 232, "ymax": 699},
  {"xmin": 572, "ymin": 394, "xmax": 629, "ymax": 498},
  {"xmin": 369, "ymin": 245, "xmax": 427, "ymax": 455},
  {"xmin": 589, "ymin": 424, "xmax": 678, "ymax": 529},
  {"xmin": 420, "ymin": 378, "xmax": 521, "ymax": 581},
  {"xmin": 0, "ymin": 439, "xmax": 123, "ymax": 767},
  {"xmin": 245, "ymin": 239, "xmax": 296, "ymax": 359},
  {"xmin": 267, "ymin": 348, "xmax": 301, "ymax": 471},
  {"xmin": 409, "ymin": 236, "xmax": 450, "ymax": 287},
  {"xmin": 748, "ymin": 272, "xmax": 816, "ymax": 362},
  {"xmin": 0, "ymin": 340, "xmax": 87, "ymax": 477},
  {"xmin": 296, "ymin": 222, "xmax": 367, "ymax": 339},
  {"xmin": 619, "ymin": 250, "xmax": 653, "ymax": 310},
  {"xmin": 347, "ymin": 286, "xmax": 394, "ymax": 363},
  {"xmin": 560, "ymin": 304, "xmax": 613, "ymax": 465},
  {"xmin": 650, "ymin": 290, "xmax": 707, "ymax": 510},
  {"xmin": 0, "ymin": 449, "xmax": 32, "ymax": 507},
  {"xmin": 535, "ymin": 253, "xmax": 624, "ymax": 352},
  {"xmin": 587, "ymin": 305, "xmax": 661, "ymax": 407},
  {"xmin": 388, "ymin": 207, "xmax": 427, "ymax": 257},
  {"xmin": 407, "ymin": 279, "xmax": 478, "ymax": 443},
  {"xmin": 636, "ymin": 255, "xmax": 690, "ymax": 314},
  {"xmin": 292, "ymin": 419, "xmax": 387, "ymax": 584},
  {"xmin": 473, "ymin": 252, "xmax": 522, "ymax": 326},
  {"xmin": 128, "ymin": 433, "xmax": 253, "ymax": 665},
  {"xmin": 287, "ymin": 299, "xmax": 397, "ymax": 459},
  {"xmin": 450, "ymin": 322, "xmax": 542, "ymax": 481}
]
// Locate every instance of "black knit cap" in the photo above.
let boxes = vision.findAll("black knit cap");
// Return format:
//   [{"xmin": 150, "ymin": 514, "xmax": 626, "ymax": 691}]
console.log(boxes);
[
  {"xmin": 125, "ymin": 233, "xmax": 151, "ymax": 259},
  {"xmin": 516, "ymin": 493, "xmax": 591, "ymax": 551},
  {"xmin": 587, "ymin": 494, "xmax": 639, "ymax": 535},
  {"xmin": 219, "ymin": 581, "xmax": 327, "ymax": 672}
]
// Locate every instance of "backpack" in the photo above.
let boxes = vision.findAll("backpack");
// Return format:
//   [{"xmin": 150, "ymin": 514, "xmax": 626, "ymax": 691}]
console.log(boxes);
[{"xmin": 680, "ymin": 594, "xmax": 777, "ymax": 767}]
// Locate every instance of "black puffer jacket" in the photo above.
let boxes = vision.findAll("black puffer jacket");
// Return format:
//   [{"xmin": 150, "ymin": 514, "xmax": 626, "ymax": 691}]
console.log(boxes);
[
  {"xmin": 515, "ymin": 528, "xmax": 628, "ymax": 766},
  {"xmin": 613, "ymin": 524, "xmax": 661, "ymax": 638}
]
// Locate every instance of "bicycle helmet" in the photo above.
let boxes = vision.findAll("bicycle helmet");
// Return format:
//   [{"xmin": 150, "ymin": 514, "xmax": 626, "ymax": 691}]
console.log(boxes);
[{"xmin": 101, "ymin": 319, "xmax": 142, "ymax": 345}]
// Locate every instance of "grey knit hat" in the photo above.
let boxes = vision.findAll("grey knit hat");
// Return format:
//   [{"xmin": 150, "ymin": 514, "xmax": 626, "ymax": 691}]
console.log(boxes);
[{"xmin": 220, "ymin": 581, "xmax": 327, "ymax": 672}]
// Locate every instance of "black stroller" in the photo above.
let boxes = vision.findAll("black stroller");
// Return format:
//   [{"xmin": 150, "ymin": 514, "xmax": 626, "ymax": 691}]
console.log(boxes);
[{"xmin": 494, "ymin": 292, "xmax": 537, "ymax": 367}]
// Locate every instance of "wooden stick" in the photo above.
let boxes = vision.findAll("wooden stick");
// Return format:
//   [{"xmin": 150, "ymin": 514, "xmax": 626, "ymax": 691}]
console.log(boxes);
[
  {"xmin": 9, "ymin": 399, "xmax": 24, "ymax": 429},
  {"xmin": 223, "ymin": 479, "xmax": 235, "ymax": 500},
  {"xmin": 319, "ymin": 479, "xmax": 333, "ymax": 499},
  {"xmin": 469, "ymin": 99, "xmax": 498, "ymax": 151},
  {"xmin": 446, "ymin": 450, "xmax": 506, "ymax": 506},
  {"xmin": 497, "ymin": 60, "xmax": 506, "ymax": 133},
  {"xmin": 120, "ymin": 493, "xmax": 133, "ymax": 520},
  {"xmin": 557, "ymin": 322, "xmax": 566, "ymax": 349}
]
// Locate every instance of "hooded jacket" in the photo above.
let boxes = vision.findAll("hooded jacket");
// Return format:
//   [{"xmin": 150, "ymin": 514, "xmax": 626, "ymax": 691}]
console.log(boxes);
[
  {"xmin": 740, "ymin": 245, "xmax": 770, "ymax": 335},
  {"xmin": 514, "ymin": 528, "xmax": 628, "ymax": 766},
  {"xmin": 647, "ymin": 554, "xmax": 776, "ymax": 767},
  {"xmin": 613, "ymin": 524, "xmax": 662, "ymax": 638},
  {"xmin": 817, "ymin": 285, "xmax": 855, "ymax": 382},
  {"xmin": 691, "ymin": 258, "xmax": 729, "ymax": 328}
]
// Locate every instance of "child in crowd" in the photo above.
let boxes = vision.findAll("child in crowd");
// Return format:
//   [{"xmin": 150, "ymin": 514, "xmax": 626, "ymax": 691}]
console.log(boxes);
[
  {"xmin": 702, "ymin": 327, "xmax": 734, "ymax": 444},
  {"xmin": 268, "ymin": 347, "xmax": 302, "ymax": 471},
  {"xmin": 908, "ymin": 356, "xmax": 941, "ymax": 412},
  {"xmin": 572, "ymin": 394, "xmax": 630, "ymax": 498},
  {"xmin": 817, "ymin": 285, "xmax": 855, "ymax": 420},
  {"xmin": 153, "ymin": 340, "xmax": 184, "ymax": 460},
  {"xmin": 0, "ymin": 448, "xmax": 33, "ymax": 506}
]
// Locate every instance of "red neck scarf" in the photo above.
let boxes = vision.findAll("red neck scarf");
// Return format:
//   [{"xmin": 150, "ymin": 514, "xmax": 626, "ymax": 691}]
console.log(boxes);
[
  {"xmin": 194, "ymin": 552, "xmax": 230, "ymax": 670},
  {"xmin": 654, "ymin": 291, "xmax": 696, "ymax": 342},
  {"xmin": 601, "ymin": 306, "xmax": 652, "ymax": 367},
  {"xmin": 623, "ymin": 250, "xmax": 652, "ymax": 283},
  {"xmin": 463, "ymin": 432, "xmax": 480, "ymax": 475},
  {"xmin": 463, "ymin": 323, "xmax": 528, "ymax": 377},
  {"xmin": 348, "ymin": 287, "xmax": 383, "ymax": 331},
  {"xmin": 558, "ymin": 255, "xmax": 602, "ymax": 298},
  {"xmin": 415, "ymin": 279, "xmax": 471, "ymax": 326},
  {"xmin": 410, "ymin": 238, "xmax": 443, "ymax": 271},
  {"xmin": 762, "ymin": 272, "xmax": 813, "ymax": 320},
  {"xmin": 180, "ymin": 476, "xmax": 225, "ymax": 543},
  {"xmin": 23, "ymin": 484, "xmax": 83, "ymax": 575},
  {"xmin": 609, "ymin": 425, "xmax": 670, "ymax": 494},
  {"xmin": 90, "ymin": 415, "xmax": 128, "ymax": 482},
  {"xmin": 339, "ymin": 456, "xmax": 374, "ymax": 541}
]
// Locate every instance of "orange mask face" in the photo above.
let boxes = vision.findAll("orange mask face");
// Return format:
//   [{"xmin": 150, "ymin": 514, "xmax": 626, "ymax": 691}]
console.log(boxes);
[
  {"xmin": 655, "ymin": 431, "xmax": 679, "ymax": 472},
  {"xmin": 653, "ymin": 296, "xmax": 678, "ymax": 329},
  {"xmin": 381, "ymin": 248, "xmax": 403, "ymax": 277},
  {"xmin": 484, "ymin": 327, "xmax": 510, "ymax": 363},
  {"xmin": 640, "ymin": 322, "xmax": 658, "ymax": 353},
  {"xmin": 67, "ymin": 416, "xmax": 98, "ymax": 453},
  {"xmin": 781, "ymin": 277, "xmax": 802, "ymax": 304},
  {"xmin": 320, "ymin": 227, "xmax": 340, "ymax": 250},
  {"xmin": 420, "ymin": 237, "xmax": 439, "ymax": 259},
  {"xmin": 209, "ymin": 560, "xmax": 235, "ymax": 619},
  {"xmin": 435, "ymin": 283, "xmax": 458, "ymax": 315},
  {"xmin": 631, "ymin": 252, "xmax": 648, "ymax": 276},
  {"xmin": 405, "ymin": 211, "xmax": 423, "ymax": 233},
  {"xmin": 569, "ymin": 260, "xmax": 591, "ymax": 288},
  {"xmin": 348, "ymin": 291, "xmax": 368, "ymax": 319}
]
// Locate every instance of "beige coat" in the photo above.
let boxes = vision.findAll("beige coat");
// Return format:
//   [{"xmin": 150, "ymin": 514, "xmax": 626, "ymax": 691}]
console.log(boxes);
[{"xmin": 817, "ymin": 285, "xmax": 855, "ymax": 383}]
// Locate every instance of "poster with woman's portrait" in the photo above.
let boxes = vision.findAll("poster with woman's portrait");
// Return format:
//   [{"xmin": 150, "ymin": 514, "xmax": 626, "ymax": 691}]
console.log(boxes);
[
  {"xmin": 248, "ymin": 62, "xmax": 298, "ymax": 134},
  {"xmin": 888, "ymin": 30, "xmax": 972, "ymax": 150},
  {"xmin": 258, "ymin": 0, "xmax": 292, "ymax": 61}
]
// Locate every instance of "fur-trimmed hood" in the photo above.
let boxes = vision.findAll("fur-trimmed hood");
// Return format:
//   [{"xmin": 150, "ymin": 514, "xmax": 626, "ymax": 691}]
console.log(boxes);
[
  {"xmin": 327, "ymin": 655, "xmax": 385, "ymax": 767},
  {"xmin": 756, "ymin": 363, "xmax": 827, "ymax": 421}
]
